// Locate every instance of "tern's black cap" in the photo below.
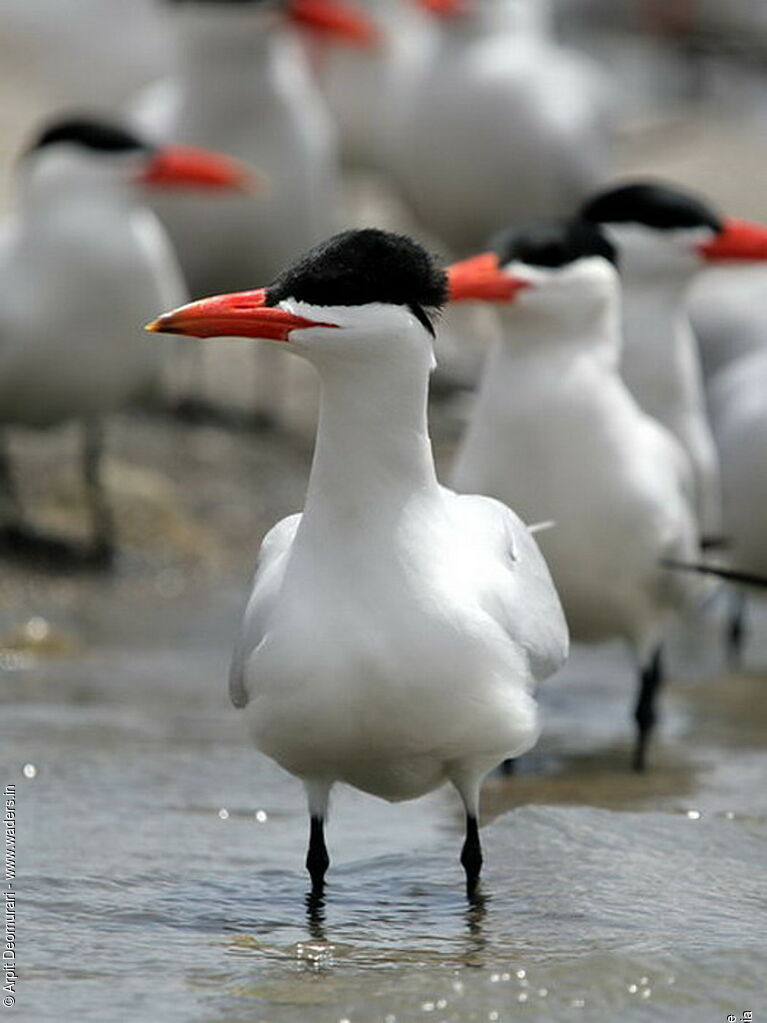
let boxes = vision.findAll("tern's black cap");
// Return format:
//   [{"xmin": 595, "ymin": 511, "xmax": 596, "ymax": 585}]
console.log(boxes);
[
  {"xmin": 580, "ymin": 182, "xmax": 723, "ymax": 234},
  {"xmin": 491, "ymin": 219, "xmax": 618, "ymax": 270},
  {"xmin": 27, "ymin": 116, "xmax": 152, "ymax": 157},
  {"xmin": 265, "ymin": 229, "xmax": 448, "ymax": 336}
]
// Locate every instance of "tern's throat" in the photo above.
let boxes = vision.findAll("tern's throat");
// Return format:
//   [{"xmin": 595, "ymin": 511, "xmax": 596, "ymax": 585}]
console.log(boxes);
[
  {"xmin": 300, "ymin": 350, "xmax": 440, "ymax": 537},
  {"xmin": 619, "ymin": 277, "xmax": 695, "ymax": 392},
  {"xmin": 174, "ymin": 9, "xmax": 287, "ymax": 115}
]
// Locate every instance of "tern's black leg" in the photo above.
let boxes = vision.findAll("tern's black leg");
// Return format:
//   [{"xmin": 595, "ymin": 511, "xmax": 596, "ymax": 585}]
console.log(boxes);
[
  {"xmin": 726, "ymin": 590, "xmax": 747, "ymax": 668},
  {"xmin": 632, "ymin": 647, "xmax": 664, "ymax": 773},
  {"xmin": 83, "ymin": 422, "xmax": 115, "ymax": 567},
  {"xmin": 0, "ymin": 435, "xmax": 22, "ymax": 525},
  {"xmin": 460, "ymin": 814, "xmax": 483, "ymax": 894},
  {"xmin": 306, "ymin": 815, "xmax": 329, "ymax": 893}
]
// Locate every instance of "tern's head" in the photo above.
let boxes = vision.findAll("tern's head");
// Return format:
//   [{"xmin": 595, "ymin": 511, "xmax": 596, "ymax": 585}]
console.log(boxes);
[
  {"xmin": 163, "ymin": 0, "xmax": 378, "ymax": 47},
  {"xmin": 148, "ymin": 228, "xmax": 448, "ymax": 369},
  {"xmin": 22, "ymin": 116, "xmax": 256, "ymax": 198},
  {"xmin": 446, "ymin": 219, "xmax": 619, "ymax": 324},
  {"xmin": 580, "ymin": 181, "xmax": 767, "ymax": 283}
]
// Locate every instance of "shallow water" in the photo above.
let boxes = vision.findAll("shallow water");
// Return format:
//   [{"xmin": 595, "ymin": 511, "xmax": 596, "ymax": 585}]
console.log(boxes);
[{"xmin": 3, "ymin": 546, "xmax": 767, "ymax": 1023}]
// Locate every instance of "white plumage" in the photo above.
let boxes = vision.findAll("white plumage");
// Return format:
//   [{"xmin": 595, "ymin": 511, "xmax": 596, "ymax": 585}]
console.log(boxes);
[
  {"xmin": 386, "ymin": 0, "xmax": 612, "ymax": 255},
  {"xmin": 0, "ymin": 144, "xmax": 185, "ymax": 431},
  {"xmin": 709, "ymin": 348, "xmax": 767, "ymax": 578},
  {"xmin": 149, "ymin": 230, "xmax": 568, "ymax": 889},
  {"xmin": 233, "ymin": 303, "xmax": 567, "ymax": 840},
  {"xmin": 448, "ymin": 239, "xmax": 700, "ymax": 769},
  {"xmin": 129, "ymin": 3, "xmax": 341, "ymax": 296}
]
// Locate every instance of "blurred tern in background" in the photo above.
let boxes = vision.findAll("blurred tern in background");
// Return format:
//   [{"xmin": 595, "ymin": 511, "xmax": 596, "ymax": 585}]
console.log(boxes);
[
  {"xmin": 148, "ymin": 228, "xmax": 568, "ymax": 893},
  {"xmin": 0, "ymin": 116, "xmax": 253, "ymax": 565},
  {"xmin": 1, "ymin": 0, "xmax": 171, "ymax": 111},
  {"xmin": 581, "ymin": 182, "xmax": 767, "ymax": 544},
  {"xmin": 447, "ymin": 220, "xmax": 701, "ymax": 771},
  {"xmin": 386, "ymin": 0, "xmax": 613, "ymax": 256},
  {"xmin": 130, "ymin": 0, "xmax": 377, "ymax": 424},
  {"xmin": 708, "ymin": 347, "xmax": 767, "ymax": 663},
  {"xmin": 312, "ymin": 0, "xmax": 435, "ymax": 173},
  {"xmin": 131, "ymin": 0, "xmax": 376, "ymax": 296}
]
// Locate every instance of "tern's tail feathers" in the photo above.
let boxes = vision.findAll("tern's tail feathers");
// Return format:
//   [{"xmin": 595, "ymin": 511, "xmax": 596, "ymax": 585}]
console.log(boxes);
[{"xmin": 662, "ymin": 559, "xmax": 767, "ymax": 589}]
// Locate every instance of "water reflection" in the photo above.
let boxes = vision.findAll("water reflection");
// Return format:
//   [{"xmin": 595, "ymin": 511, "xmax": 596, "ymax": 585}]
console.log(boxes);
[
  {"xmin": 463, "ymin": 885, "xmax": 488, "ymax": 966},
  {"xmin": 304, "ymin": 889, "xmax": 327, "ymax": 943}
]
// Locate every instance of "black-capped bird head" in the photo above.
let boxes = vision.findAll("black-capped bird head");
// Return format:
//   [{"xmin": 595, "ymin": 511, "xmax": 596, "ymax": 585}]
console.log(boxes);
[
  {"xmin": 446, "ymin": 218, "xmax": 619, "ymax": 319},
  {"xmin": 23, "ymin": 114, "xmax": 257, "ymax": 194},
  {"xmin": 147, "ymin": 228, "xmax": 448, "ymax": 366},
  {"xmin": 580, "ymin": 181, "xmax": 767, "ymax": 279}
]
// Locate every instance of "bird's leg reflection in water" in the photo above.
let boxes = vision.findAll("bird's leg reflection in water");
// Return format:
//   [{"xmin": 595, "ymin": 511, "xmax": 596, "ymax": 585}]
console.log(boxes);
[
  {"xmin": 304, "ymin": 888, "xmax": 327, "ymax": 942},
  {"xmin": 633, "ymin": 646, "xmax": 664, "ymax": 772},
  {"xmin": 464, "ymin": 884, "xmax": 489, "ymax": 962},
  {"xmin": 0, "ymin": 435, "xmax": 21, "ymax": 525},
  {"xmin": 727, "ymin": 590, "xmax": 748, "ymax": 667},
  {"xmin": 83, "ymin": 420, "xmax": 115, "ymax": 566}
]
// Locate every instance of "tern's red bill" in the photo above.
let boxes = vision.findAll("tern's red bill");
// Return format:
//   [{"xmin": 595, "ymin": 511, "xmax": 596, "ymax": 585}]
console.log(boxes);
[
  {"xmin": 699, "ymin": 218, "xmax": 767, "ymax": 262},
  {"xmin": 446, "ymin": 253, "xmax": 530, "ymax": 303},
  {"xmin": 146, "ymin": 289, "xmax": 337, "ymax": 342},
  {"xmin": 415, "ymin": 0, "xmax": 470, "ymax": 18},
  {"xmin": 289, "ymin": 0, "xmax": 379, "ymax": 46},
  {"xmin": 140, "ymin": 145, "xmax": 258, "ymax": 192}
]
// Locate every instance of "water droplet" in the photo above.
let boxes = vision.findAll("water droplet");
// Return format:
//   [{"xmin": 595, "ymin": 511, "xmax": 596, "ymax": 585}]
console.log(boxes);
[
  {"xmin": 725, "ymin": 811, "xmax": 735, "ymax": 820},
  {"xmin": 22, "ymin": 763, "xmax": 36, "ymax": 779},
  {"xmin": 452, "ymin": 981, "xmax": 464, "ymax": 994},
  {"xmin": 25, "ymin": 617, "xmax": 49, "ymax": 642},
  {"xmin": 516, "ymin": 993, "xmax": 527, "ymax": 1005},
  {"xmin": 570, "ymin": 999, "xmax": 585, "ymax": 1009},
  {"xmin": 628, "ymin": 984, "xmax": 638, "ymax": 994},
  {"xmin": 218, "ymin": 808, "xmax": 229, "ymax": 820},
  {"xmin": 538, "ymin": 988, "xmax": 548, "ymax": 998},
  {"xmin": 501, "ymin": 973, "xmax": 511, "ymax": 982},
  {"xmin": 686, "ymin": 809, "xmax": 701, "ymax": 820},
  {"xmin": 385, "ymin": 1016, "xmax": 397, "ymax": 1023},
  {"xmin": 667, "ymin": 975, "xmax": 676, "ymax": 985},
  {"xmin": 642, "ymin": 988, "xmax": 652, "ymax": 999},
  {"xmin": 255, "ymin": 810, "xmax": 268, "ymax": 823},
  {"xmin": 490, "ymin": 973, "xmax": 500, "ymax": 983},
  {"xmin": 436, "ymin": 1001, "xmax": 447, "ymax": 1010},
  {"xmin": 516, "ymin": 969, "xmax": 526, "ymax": 979},
  {"xmin": 639, "ymin": 976, "xmax": 648, "ymax": 985},
  {"xmin": 421, "ymin": 1003, "xmax": 435, "ymax": 1013},
  {"xmin": 489, "ymin": 1012, "xmax": 500, "ymax": 1020}
]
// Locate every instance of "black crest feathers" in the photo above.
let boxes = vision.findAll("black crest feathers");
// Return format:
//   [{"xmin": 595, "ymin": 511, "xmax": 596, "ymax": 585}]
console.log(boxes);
[
  {"xmin": 28, "ymin": 117, "xmax": 151, "ymax": 157},
  {"xmin": 491, "ymin": 219, "xmax": 618, "ymax": 270},
  {"xmin": 580, "ymin": 182, "xmax": 722, "ymax": 234},
  {"xmin": 265, "ymin": 229, "xmax": 448, "ymax": 335}
]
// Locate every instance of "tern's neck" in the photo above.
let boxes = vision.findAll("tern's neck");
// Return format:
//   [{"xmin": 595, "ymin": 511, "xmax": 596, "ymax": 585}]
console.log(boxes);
[
  {"xmin": 438, "ymin": 0, "xmax": 552, "ymax": 43},
  {"xmin": 300, "ymin": 350, "xmax": 440, "ymax": 538},
  {"xmin": 495, "ymin": 296, "xmax": 622, "ymax": 372},
  {"xmin": 620, "ymin": 275, "xmax": 694, "ymax": 372},
  {"xmin": 18, "ymin": 172, "xmax": 133, "ymax": 227},
  {"xmin": 174, "ymin": 10, "xmax": 286, "ymax": 102}
]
